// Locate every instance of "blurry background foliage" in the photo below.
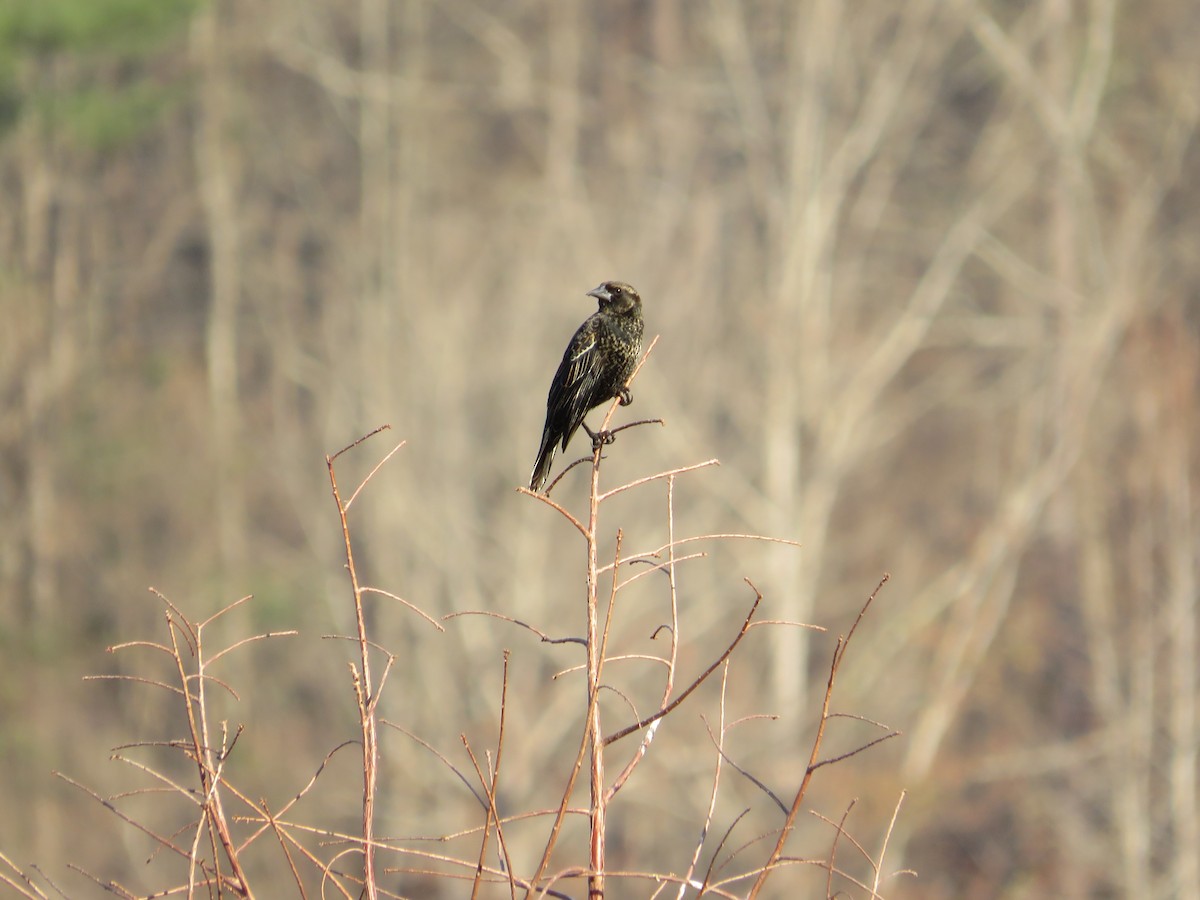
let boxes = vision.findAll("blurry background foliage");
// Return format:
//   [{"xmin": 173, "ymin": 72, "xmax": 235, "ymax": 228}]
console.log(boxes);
[
  {"xmin": 1, "ymin": 1, "xmax": 1197, "ymax": 898},
  {"xmin": 0, "ymin": 0, "xmax": 199, "ymax": 146}
]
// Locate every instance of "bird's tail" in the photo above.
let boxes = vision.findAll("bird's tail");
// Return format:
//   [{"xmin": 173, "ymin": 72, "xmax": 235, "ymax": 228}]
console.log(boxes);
[{"xmin": 529, "ymin": 429, "xmax": 556, "ymax": 493}]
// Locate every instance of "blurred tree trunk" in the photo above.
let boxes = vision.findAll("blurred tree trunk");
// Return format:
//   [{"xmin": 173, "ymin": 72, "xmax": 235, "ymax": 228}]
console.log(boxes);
[
  {"xmin": 20, "ymin": 145, "xmax": 59, "ymax": 624},
  {"xmin": 900, "ymin": 0, "xmax": 1124, "ymax": 778},
  {"xmin": 192, "ymin": 1, "xmax": 247, "ymax": 575},
  {"xmin": 15, "ymin": 87, "xmax": 87, "ymax": 624},
  {"xmin": 763, "ymin": 0, "xmax": 844, "ymax": 731},
  {"xmin": 358, "ymin": 0, "xmax": 395, "ymax": 424},
  {"xmin": 1161, "ymin": 317, "xmax": 1198, "ymax": 899}
]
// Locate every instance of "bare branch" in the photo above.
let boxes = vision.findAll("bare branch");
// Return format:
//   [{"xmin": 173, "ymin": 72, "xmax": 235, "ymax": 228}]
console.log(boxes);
[
  {"xmin": 345, "ymin": 438, "xmax": 407, "ymax": 511},
  {"xmin": 360, "ymin": 586, "xmax": 445, "ymax": 631},
  {"xmin": 604, "ymin": 582, "xmax": 763, "ymax": 746}
]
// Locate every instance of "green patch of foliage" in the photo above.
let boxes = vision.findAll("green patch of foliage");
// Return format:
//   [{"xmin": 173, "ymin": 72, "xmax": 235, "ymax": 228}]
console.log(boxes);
[
  {"xmin": 36, "ymin": 80, "xmax": 189, "ymax": 151},
  {"xmin": 0, "ymin": 0, "xmax": 202, "ymax": 57},
  {"xmin": 0, "ymin": 0, "xmax": 202, "ymax": 146}
]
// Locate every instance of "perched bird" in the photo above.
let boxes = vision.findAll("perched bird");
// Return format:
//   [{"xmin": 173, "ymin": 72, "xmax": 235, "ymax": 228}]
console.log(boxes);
[{"xmin": 529, "ymin": 281, "xmax": 645, "ymax": 492}]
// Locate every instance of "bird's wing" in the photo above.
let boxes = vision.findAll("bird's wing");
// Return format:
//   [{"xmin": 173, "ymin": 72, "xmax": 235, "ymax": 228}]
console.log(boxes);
[{"xmin": 547, "ymin": 315, "xmax": 606, "ymax": 447}]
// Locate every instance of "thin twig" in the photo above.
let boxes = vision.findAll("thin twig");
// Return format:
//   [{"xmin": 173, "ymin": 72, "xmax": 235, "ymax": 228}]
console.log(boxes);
[
  {"xmin": 746, "ymin": 574, "xmax": 890, "ymax": 898},
  {"xmin": 700, "ymin": 719, "xmax": 789, "ymax": 815},
  {"xmin": 258, "ymin": 799, "xmax": 309, "ymax": 900},
  {"xmin": 442, "ymin": 610, "xmax": 584, "ymax": 646},
  {"xmin": 0, "ymin": 851, "xmax": 50, "ymax": 900},
  {"xmin": 811, "ymin": 730, "xmax": 902, "ymax": 770},
  {"xmin": 148, "ymin": 587, "xmax": 197, "ymax": 651},
  {"xmin": 82, "ymin": 674, "xmax": 188, "ymax": 697},
  {"xmin": 360, "ymin": 586, "xmax": 445, "ymax": 631},
  {"xmin": 515, "ymin": 485, "xmax": 588, "ymax": 537},
  {"xmin": 700, "ymin": 807, "xmax": 753, "ymax": 895},
  {"xmin": 871, "ymin": 791, "xmax": 909, "ymax": 896},
  {"xmin": 810, "ymin": 809, "xmax": 879, "ymax": 870},
  {"xmin": 380, "ymin": 721, "xmax": 486, "ymax": 810},
  {"xmin": 235, "ymin": 741, "xmax": 358, "ymax": 847},
  {"xmin": 208, "ymin": 630, "xmax": 299, "ymax": 666},
  {"xmin": 611, "ymin": 552, "xmax": 708, "ymax": 591},
  {"xmin": 329, "ymin": 424, "xmax": 392, "ymax": 462},
  {"xmin": 598, "ymin": 531, "xmax": 801, "ymax": 577},
  {"xmin": 825, "ymin": 799, "xmax": 858, "ymax": 898},
  {"xmin": 677, "ymin": 662, "xmax": 731, "ymax": 898},
  {"xmin": 598, "ymin": 459, "xmax": 720, "ymax": 502},
  {"xmin": 345, "ymin": 439, "xmax": 407, "ymax": 511},
  {"xmin": 604, "ymin": 582, "xmax": 763, "ymax": 746},
  {"xmin": 464, "ymin": 735, "xmax": 496, "ymax": 900},
  {"xmin": 198, "ymin": 593, "xmax": 258, "ymax": 629},
  {"xmin": 327, "ymin": 431, "xmax": 397, "ymax": 900},
  {"xmin": 466, "ymin": 652, "xmax": 517, "ymax": 900},
  {"xmin": 607, "ymin": 474, "xmax": 683, "ymax": 802}
]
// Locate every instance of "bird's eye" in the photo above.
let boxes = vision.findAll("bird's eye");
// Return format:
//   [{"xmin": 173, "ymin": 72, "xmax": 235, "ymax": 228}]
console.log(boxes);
[{"xmin": 609, "ymin": 285, "xmax": 621, "ymax": 296}]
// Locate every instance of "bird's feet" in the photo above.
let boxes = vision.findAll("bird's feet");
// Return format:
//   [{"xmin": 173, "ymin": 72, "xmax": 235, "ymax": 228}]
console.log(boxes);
[
  {"xmin": 618, "ymin": 387, "xmax": 633, "ymax": 406},
  {"xmin": 582, "ymin": 422, "xmax": 616, "ymax": 450}
]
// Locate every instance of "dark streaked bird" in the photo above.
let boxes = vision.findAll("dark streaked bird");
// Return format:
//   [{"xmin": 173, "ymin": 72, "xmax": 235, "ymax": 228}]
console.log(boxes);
[{"xmin": 529, "ymin": 281, "xmax": 645, "ymax": 493}]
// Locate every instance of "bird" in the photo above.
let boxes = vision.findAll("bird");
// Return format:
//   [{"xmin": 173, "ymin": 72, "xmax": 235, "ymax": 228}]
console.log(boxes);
[{"xmin": 529, "ymin": 281, "xmax": 645, "ymax": 493}]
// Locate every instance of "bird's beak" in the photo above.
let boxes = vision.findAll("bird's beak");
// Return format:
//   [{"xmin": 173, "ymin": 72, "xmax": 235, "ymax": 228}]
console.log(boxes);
[{"xmin": 586, "ymin": 284, "xmax": 612, "ymax": 303}]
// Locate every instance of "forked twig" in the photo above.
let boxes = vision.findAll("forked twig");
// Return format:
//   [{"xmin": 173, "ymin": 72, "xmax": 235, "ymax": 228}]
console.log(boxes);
[
  {"xmin": 607, "ymin": 474, "xmax": 683, "ymax": 802},
  {"xmin": 746, "ymin": 573, "xmax": 891, "ymax": 898},
  {"xmin": 872, "ymin": 791, "xmax": 913, "ymax": 896},
  {"xmin": 825, "ymin": 799, "xmax": 857, "ymax": 898},
  {"xmin": 676, "ymin": 662, "xmax": 731, "ymax": 898},
  {"xmin": 326, "ymin": 427, "xmax": 416, "ymax": 900},
  {"xmin": 467, "ymin": 651, "xmax": 517, "ymax": 900}
]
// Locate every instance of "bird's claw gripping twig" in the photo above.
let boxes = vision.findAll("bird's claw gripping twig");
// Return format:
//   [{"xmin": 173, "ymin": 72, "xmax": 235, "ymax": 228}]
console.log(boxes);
[
  {"xmin": 617, "ymin": 387, "xmax": 633, "ymax": 406},
  {"xmin": 582, "ymin": 422, "xmax": 616, "ymax": 450}
]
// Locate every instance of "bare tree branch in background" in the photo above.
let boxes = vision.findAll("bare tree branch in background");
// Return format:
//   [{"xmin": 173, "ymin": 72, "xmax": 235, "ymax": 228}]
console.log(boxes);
[{"xmin": 192, "ymin": 2, "xmax": 247, "ymax": 578}]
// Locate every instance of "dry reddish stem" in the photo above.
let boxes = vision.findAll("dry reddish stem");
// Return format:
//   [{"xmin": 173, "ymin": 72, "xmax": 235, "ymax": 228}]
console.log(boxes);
[
  {"xmin": 327, "ymin": 436, "xmax": 394, "ymax": 900},
  {"xmin": 746, "ymin": 573, "xmax": 890, "ymax": 898}
]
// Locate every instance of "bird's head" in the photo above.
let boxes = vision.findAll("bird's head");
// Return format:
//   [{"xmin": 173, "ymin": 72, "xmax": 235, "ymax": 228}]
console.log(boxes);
[{"xmin": 587, "ymin": 281, "xmax": 641, "ymax": 315}]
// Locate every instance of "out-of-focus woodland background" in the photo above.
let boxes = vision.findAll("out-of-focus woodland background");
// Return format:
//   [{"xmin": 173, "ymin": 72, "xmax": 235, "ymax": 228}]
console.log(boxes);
[{"xmin": 2, "ymin": 0, "xmax": 1198, "ymax": 896}]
